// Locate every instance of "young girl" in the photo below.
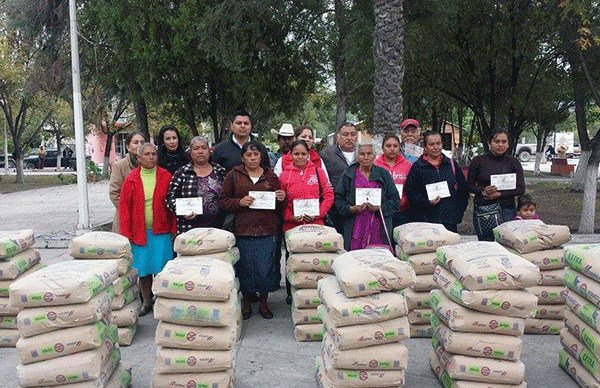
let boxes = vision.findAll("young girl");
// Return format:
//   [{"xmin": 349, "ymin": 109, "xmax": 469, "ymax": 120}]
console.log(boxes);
[{"xmin": 514, "ymin": 194, "xmax": 540, "ymax": 220}]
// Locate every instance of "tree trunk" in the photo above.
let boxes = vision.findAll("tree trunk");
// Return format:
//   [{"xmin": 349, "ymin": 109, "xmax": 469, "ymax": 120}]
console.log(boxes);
[
  {"xmin": 132, "ymin": 83, "xmax": 149, "ymax": 140},
  {"xmin": 372, "ymin": 0, "xmax": 404, "ymax": 134},
  {"xmin": 533, "ymin": 151, "xmax": 543, "ymax": 176},
  {"xmin": 102, "ymin": 131, "xmax": 115, "ymax": 179},
  {"xmin": 13, "ymin": 137, "xmax": 24, "ymax": 184},
  {"xmin": 56, "ymin": 134, "xmax": 62, "ymax": 170},
  {"xmin": 572, "ymin": 149, "xmax": 591, "ymax": 191},
  {"xmin": 334, "ymin": 0, "xmax": 348, "ymax": 131},
  {"xmin": 577, "ymin": 144, "xmax": 600, "ymax": 233}
]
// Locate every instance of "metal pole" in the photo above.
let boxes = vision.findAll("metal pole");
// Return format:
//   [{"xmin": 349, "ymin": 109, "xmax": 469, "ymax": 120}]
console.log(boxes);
[
  {"xmin": 4, "ymin": 123, "xmax": 8, "ymax": 173},
  {"xmin": 69, "ymin": 0, "xmax": 90, "ymax": 229}
]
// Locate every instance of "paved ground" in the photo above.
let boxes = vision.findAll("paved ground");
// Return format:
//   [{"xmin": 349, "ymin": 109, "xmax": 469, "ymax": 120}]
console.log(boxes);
[{"xmin": 0, "ymin": 178, "xmax": 594, "ymax": 387}]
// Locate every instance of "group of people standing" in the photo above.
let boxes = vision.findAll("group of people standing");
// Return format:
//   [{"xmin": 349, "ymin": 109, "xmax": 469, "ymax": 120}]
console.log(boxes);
[{"xmin": 108, "ymin": 109, "xmax": 528, "ymax": 322}]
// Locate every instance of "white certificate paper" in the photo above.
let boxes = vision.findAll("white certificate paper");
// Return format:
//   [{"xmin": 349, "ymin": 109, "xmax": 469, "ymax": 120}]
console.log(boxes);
[
  {"xmin": 293, "ymin": 199, "xmax": 320, "ymax": 217},
  {"xmin": 249, "ymin": 191, "xmax": 276, "ymax": 210},
  {"xmin": 175, "ymin": 197, "xmax": 203, "ymax": 216},
  {"xmin": 490, "ymin": 173, "xmax": 517, "ymax": 190},
  {"xmin": 404, "ymin": 143, "xmax": 424, "ymax": 159},
  {"xmin": 355, "ymin": 188, "xmax": 382, "ymax": 206},
  {"xmin": 426, "ymin": 181, "xmax": 451, "ymax": 201},
  {"xmin": 395, "ymin": 184, "xmax": 404, "ymax": 198}
]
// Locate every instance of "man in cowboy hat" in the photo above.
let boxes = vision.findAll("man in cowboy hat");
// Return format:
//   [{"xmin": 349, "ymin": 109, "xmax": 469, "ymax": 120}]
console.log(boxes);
[{"xmin": 269, "ymin": 123, "xmax": 295, "ymax": 168}]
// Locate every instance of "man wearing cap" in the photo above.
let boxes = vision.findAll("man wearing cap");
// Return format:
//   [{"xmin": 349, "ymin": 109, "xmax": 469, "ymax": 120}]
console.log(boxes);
[
  {"xmin": 400, "ymin": 119, "xmax": 423, "ymax": 163},
  {"xmin": 269, "ymin": 123, "xmax": 295, "ymax": 168}
]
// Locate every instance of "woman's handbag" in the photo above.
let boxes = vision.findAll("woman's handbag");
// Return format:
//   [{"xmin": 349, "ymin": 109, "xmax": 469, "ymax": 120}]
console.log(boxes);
[{"xmin": 473, "ymin": 203, "xmax": 503, "ymax": 241}]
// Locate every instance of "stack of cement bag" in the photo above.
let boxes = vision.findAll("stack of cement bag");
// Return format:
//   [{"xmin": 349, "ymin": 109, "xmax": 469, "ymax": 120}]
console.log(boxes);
[
  {"xmin": 393, "ymin": 223, "xmax": 461, "ymax": 338},
  {"xmin": 284, "ymin": 224, "xmax": 343, "ymax": 342},
  {"xmin": 0, "ymin": 230, "xmax": 40, "ymax": 347},
  {"xmin": 558, "ymin": 244, "xmax": 600, "ymax": 387},
  {"xmin": 69, "ymin": 231, "xmax": 141, "ymax": 346},
  {"xmin": 152, "ymin": 257, "xmax": 237, "ymax": 388},
  {"xmin": 430, "ymin": 241, "xmax": 541, "ymax": 387},
  {"xmin": 315, "ymin": 247, "xmax": 415, "ymax": 388},
  {"xmin": 494, "ymin": 220, "xmax": 572, "ymax": 334},
  {"xmin": 174, "ymin": 227, "xmax": 240, "ymax": 267},
  {"xmin": 9, "ymin": 260, "xmax": 131, "ymax": 387}
]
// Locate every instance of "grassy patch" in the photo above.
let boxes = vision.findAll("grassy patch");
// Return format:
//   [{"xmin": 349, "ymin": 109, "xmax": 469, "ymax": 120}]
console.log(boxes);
[{"xmin": 0, "ymin": 174, "xmax": 73, "ymax": 194}]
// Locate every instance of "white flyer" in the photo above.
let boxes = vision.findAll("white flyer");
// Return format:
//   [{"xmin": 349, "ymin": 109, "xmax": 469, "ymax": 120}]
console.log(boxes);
[
  {"xmin": 355, "ymin": 188, "xmax": 382, "ymax": 206},
  {"xmin": 404, "ymin": 143, "xmax": 424, "ymax": 159},
  {"xmin": 426, "ymin": 181, "xmax": 451, "ymax": 201},
  {"xmin": 293, "ymin": 199, "xmax": 320, "ymax": 217},
  {"xmin": 249, "ymin": 191, "xmax": 276, "ymax": 210},
  {"xmin": 175, "ymin": 197, "xmax": 203, "ymax": 216},
  {"xmin": 490, "ymin": 173, "xmax": 517, "ymax": 190},
  {"xmin": 395, "ymin": 184, "xmax": 404, "ymax": 198}
]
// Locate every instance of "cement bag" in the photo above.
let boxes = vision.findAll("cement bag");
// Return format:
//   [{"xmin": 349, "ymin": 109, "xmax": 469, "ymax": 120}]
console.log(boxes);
[
  {"xmin": 9, "ymin": 260, "xmax": 119, "ymax": 307},
  {"xmin": 16, "ymin": 338, "xmax": 116, "ymax": 387},
  {"xmin": 565, "ymin": 244, "xmax": 600, "ymax": 283},
  {"xmin": 65, "ymin": 361, "xmax": 131, "ymax": 388},
  {"xmin": 527, "ymin": 285, "xmax": 564, "ymax": 304},
  {"xmin": 434, "ymin": 321, "xmax": 522, "ymax": 360},
  {"xmin": 332, "ymin": 248, "xmax": 416, "ymax": 297},
  {"xmin": 176, "ymin": 247, "xmax": 240, "ymax": 266},
  {"xmin": 407, "ymin": 308, "xmax": 432, "ymax": 324},
  {"xmin": 0, "ymin": 315, "xmax": 17, "ymax": 329},
  {"xmin": 520, "ymin": 248, "xmax": 565, "ymax": 270},
  {"xmin": 152, "ymin": 370, "xmax": 233, "ymax": 388},
  {"xmin": 291, "ymin": 287, "xmax": 321, "ymax": 309},
  {"xmin": 154, "ymin": 346, "xmax": 234, "ymax": 373},
  {"xmin": 155, "ymin": 321, "xmax": 236, "ymax": 350},
  {"xmin": 433, "ymin": 337, "xmax": 525, "ymax": 384},
  {"xmin": 401, "ymin": 288, "xmax": 430, "ymax": 310},
  {"xmin": 174, "ymin": 227, "xmax": 235, "ymax": 255},
  {"xmin": 0, "ymin": 328, "xmax": 20, "ymax": 346},
  {"xmin": 0, "ymin": 249, "xmax": 41, "ymax": 280},
  {"xmin": 284, "ymin": 224, "xmax": 343, "ymax": 253},
  {"xmin": 315, "ymin": 358, "xmax": 332, "ymax": 388},
  {"xmin": 294, "ymin": 323, "xmax": 323, "ymax": 342},
  {"xmin": 322, "ymin": 333, "xmax": 408, "ymax": 370},
  {"xmin": 493, "ymin": 220, "xmax": 571, "ymax": 254},
  {"xmin": 321, "ymin": 350, "xmax": 405, "ymax": 387},
  {"xmin": 563, "ymin": 288, "xmax": 600, "ymax": 333},
  {"xmin": 17, "ymin": 287, "xmax": 113, "ymax": 338},
  {"xmin": 112, "ymin": 267, "xmax": 138, "ymax": 295},
  {"xmin": 110, "ymin": 298, "xmax": 141, "ymax": 326},
  {"xmin": 565, "ymin": 267, "xmax": 600, "ymax": 307},
  {"xmin": 539, "ymin": 268, "xmax": 564, "ymax": 286},
  {"xmin": 153, "ymin": 257, "xmax": 235, "ymax": 302},
  {"xmin": 437, "ymin": 241, "xmax": 541, "ymax": 291},
  {"xmin": 411, "ymin": 273, "xmax": 437, "ymax": 292},
  {"xmin": 524, "ymin": 318, "xmax": 564, "ymax": 334},
  {"xmin": 535, "ymin": 305, "xmax": 565, "ymax": 320},
  {"xmin": 0, "ymin": 262, "xmax": 45, "ymax": 297},
  {"xmin": 434, "ymin": 266, "xmax": 537, "ymax": 318},
  {"xmin": 292, "ymin": 306, "xmax": 321, "ymax": 324},
  {"xmin": 561, "ymin": 328, "xmax": 600, "ymax": 381},
  {"xmin": 410, "ymin": 324, "xmax": 434, "ymax": 338},
  {"xmin": 288, "ymin": 271, "xmax": 333, "ymax": 289},
  {"xmin": 0, "ymin": 229, "xmax": 35, "ymax": 258},
  {"xmin": 117, "ymin": 325, "xmax": 137, "ymax": 346},
  {"xmin": 559, "ymin": 348, "xmax": 600, "ymax": 388},
  {"xmin": 75, "ymin": 258, "xmax": 130, "ymax": 276},
  {"xmin": 565, "ymin": 309, "xmax": 600, "ymax": 360},
  {"xmin": 287, "ymin": 252, "xmax": 339, "ymax": 273},
  {"xmin": 111, "ymin": 282, "xmax": 140, "ymax": 310},
  {"xmin": 0, "ymin": 296, "xmax": 21, "ymax": 315},
  {"xmin": 429, "ymin": 290, "xmax": 525, "ymax": 336},
  {"xmin": 154, "ymin": 292, "xmax": 237, "ymax": 327},
  {"xmin": 397, "ymin": 249, "xmax": 437, "ymax": 275},
  {"xmin": 317, "ymin": 276, "xmax": 408, "ymax": 327},
  {"xmin": 69, "ymin": 231, "xmax": 132, "ymax": 260},
  {"xmin": 393, "ymin": 222, "xmax": 460, "ymax": 254}
]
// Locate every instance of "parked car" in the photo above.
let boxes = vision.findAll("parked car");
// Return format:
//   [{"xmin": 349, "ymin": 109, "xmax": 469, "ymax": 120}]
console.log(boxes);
[
  {"xmin": 0, "ymin": 154, "xmax": 16, "ymax": 168},
  {"xmin": 515, "ymin": 143, "xmax": 538, "ymax": 162},
  {"xmin": 23, "ymin": 149, "xmax": 89, "ymax": 169}
]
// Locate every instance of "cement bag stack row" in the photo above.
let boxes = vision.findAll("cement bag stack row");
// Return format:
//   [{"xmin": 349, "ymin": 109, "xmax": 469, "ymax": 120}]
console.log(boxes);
[
  {"xmin": 151, "ymin": 227, "xmax": 239, "ymax": 388},
  {"xmin": 315, "ymin": 247, "xmax": 416, "ymax": 388},
  {"xmin": 9, "ymin": 259, "xmax": 132, "ymax": 387},
  {"xmin": 393, "ymin": 223, "xmax": 461, "ymax": 338},
  {"xmin": 556, "ymin": 244, "xmax": 600, "ymax": 387},
  {"xmin": 284, "ymin": 224, "xmax": 343, "ymax": 342},
  {"xmin": 430, "ymin": 241, "xmax": 541, "ymax": 387},
  {"xmin": 69, "ymin": 231, "xmax": 141, "ymax": 346},
  {"xmin": 493, "ymin": 220, "xmax": 572, "ymax": 334},
  {"xmin": 0, "ymin": 230, "xmax": 40, "ymax": 347}
]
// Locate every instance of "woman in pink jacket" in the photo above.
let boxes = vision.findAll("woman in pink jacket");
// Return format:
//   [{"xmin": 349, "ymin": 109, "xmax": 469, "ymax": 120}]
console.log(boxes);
[{"xmin": 374, "ymin": 132, "xmax": 412, "ymax": 227}]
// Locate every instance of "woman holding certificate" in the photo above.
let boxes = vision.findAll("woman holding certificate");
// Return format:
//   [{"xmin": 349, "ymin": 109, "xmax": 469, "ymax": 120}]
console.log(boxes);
[
  {"xmin": 166, "ymin": 137, "xmax": 227, "ymax": 234},
  {"xmin": 334, "ymin": 143, "xmax": 400, "ymax": 251},
  {"xmin": 120, "ymin": 143, "xmax": 176, "ymax": 316},
  {"xmin": 467, "ymin": 128, "xmax": 525, "ymax": 241},
  {"xmin": 404, "ymin": 131, "xmax": 469, "ymax": 233},
  {"xmin": 218, "ymin": 141, "xmax": 286, "ymax": 320}
]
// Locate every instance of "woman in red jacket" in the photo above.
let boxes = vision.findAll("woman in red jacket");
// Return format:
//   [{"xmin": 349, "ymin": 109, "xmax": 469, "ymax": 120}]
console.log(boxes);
[
  {"xmin": 273, "ymin": 125, "xmax": 329, "ymax": 179},
  {"xmin": 119, "ymin": 143, "xmax": 176, "ymax": 316}
]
